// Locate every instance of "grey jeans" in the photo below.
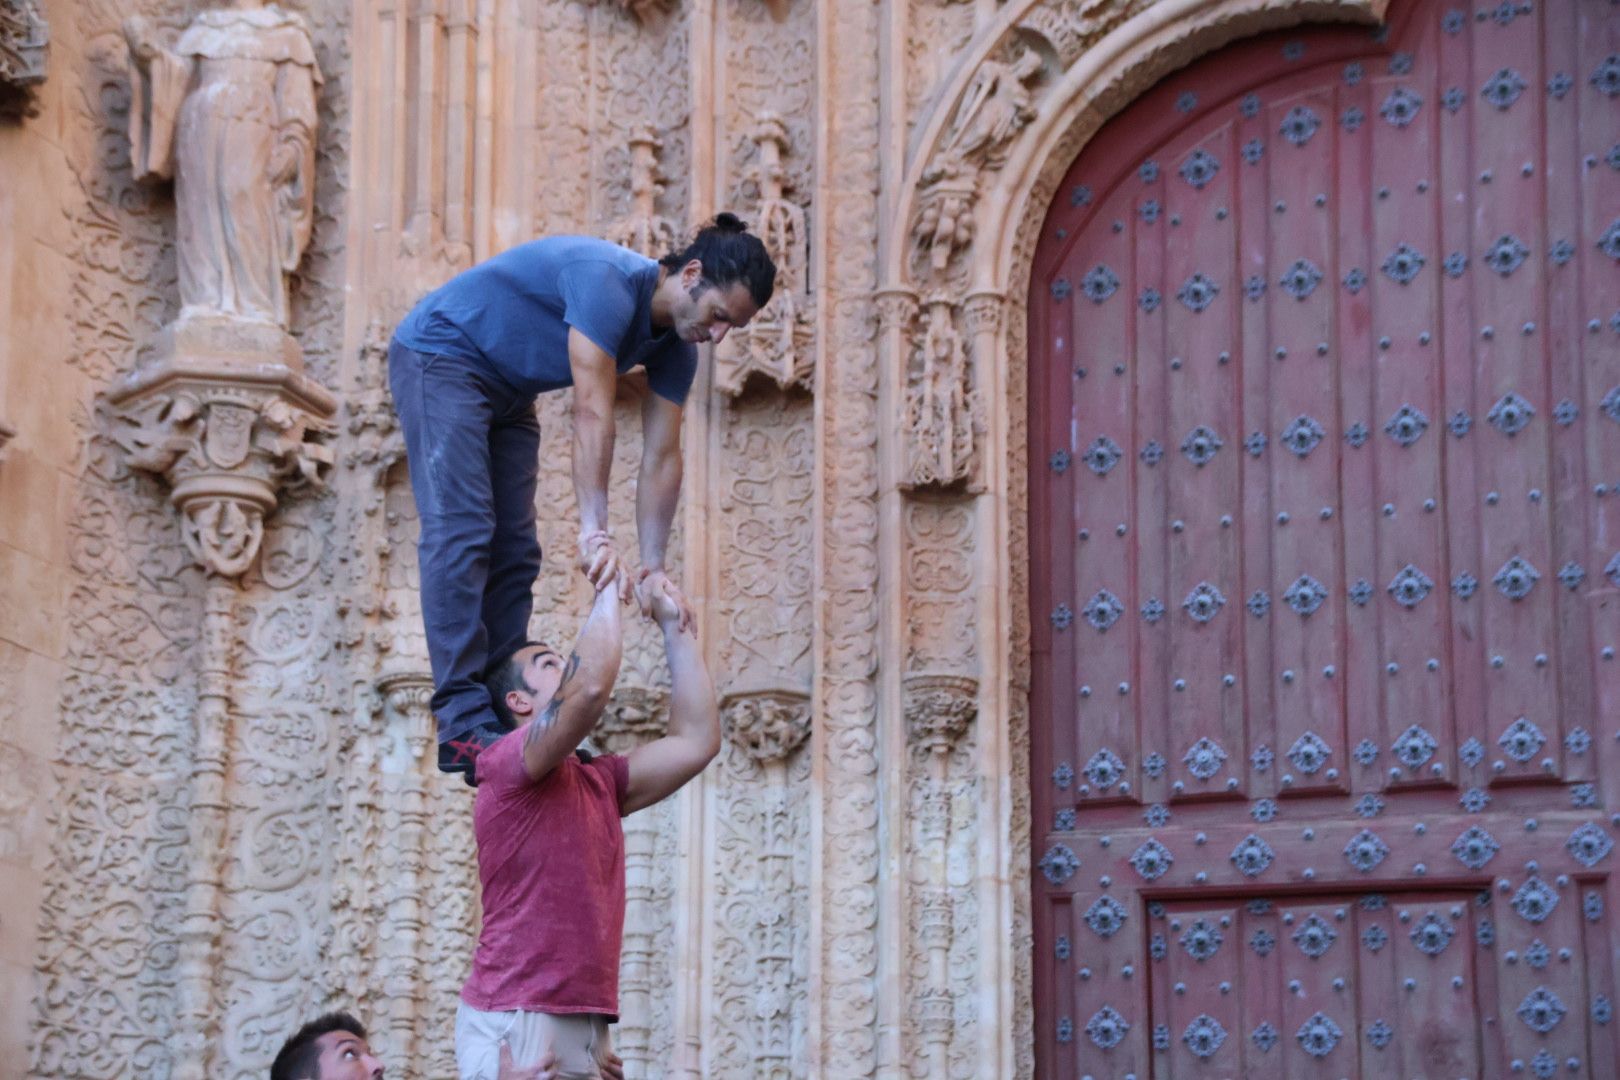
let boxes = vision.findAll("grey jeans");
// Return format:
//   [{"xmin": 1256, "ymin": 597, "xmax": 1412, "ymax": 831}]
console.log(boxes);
[{"xmin": 387, "ymin": 339, "xmax": 542, "ymax": 743}]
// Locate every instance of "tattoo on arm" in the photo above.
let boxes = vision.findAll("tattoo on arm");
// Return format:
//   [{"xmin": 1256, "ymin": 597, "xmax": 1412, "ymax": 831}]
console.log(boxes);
[{"xmin": 524, "ymin": 652, "xmax": 581, "ymax": 750}]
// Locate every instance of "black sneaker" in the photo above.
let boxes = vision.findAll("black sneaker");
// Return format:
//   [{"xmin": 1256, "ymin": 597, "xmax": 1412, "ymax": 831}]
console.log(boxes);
[{"xmin": 439, "ymin": 720, "xmax": 506, "ymax": 786}]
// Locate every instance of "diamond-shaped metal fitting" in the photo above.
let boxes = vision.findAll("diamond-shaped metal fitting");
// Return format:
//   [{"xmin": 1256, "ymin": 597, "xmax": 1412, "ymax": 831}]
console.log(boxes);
[
  {"xmin": 1596, "ymin": 995, "xmax": 1615, "ymax": 1025},
  {"xmin": 1606, "ymin": 386, "xmax": 1620, "ymax": 425},
  {"xmin": 1513, "ymin": 877, "xmax": 1560, "ymax": 923},
  {"xmin": 1230, "ymin": 834, "xmax": 1276, "ymax": 877},
  {"xmin": 1083, "ymin": 747, "xmax": 1126, "ymax": 788},
  {"xmin": 1251, "ymin": 1022, "xmax": 1278, "ymax": 1053},
  {"xmin": 1343, "ymin": 267, "xmax": 1366, "ymax": 293},
  {"xmin": 1183, "ymin": 582, "xmax": 1227, "ymax": 623},
  {"xmin": 1181, "ymin": 425, "xmax": 1223, "ymax": 466},
  {"xmin": 1052, "ymin": 761, "xmax": 1074, "ymax": 789},
  {"xmin": 1591, "ymin": 54, "xmax": 1620, "ymax": 97},
  {"xmin": 1356, "ymin": 793, "xmax": 1386, "ymax": 818},
  {"xmin": 1567, "ymin": 823, "xmax": 1614, "ymax": 868},
  {"xmin": 1144, "ymin": 803, "xmax": 1170, "ymax": 827},
  {"xmin": 1131, "ymin": 838, "xmax": 1174, "ymax": 881},
  {"xmin": 1387, "ymin": 565, "xmax": 1434, "ymax": 609},
  {"xmin": 1050, "ymin": 604, "xmax": 1074, "ymax": 630},
  {"xmin": 1380, "ymin": 87, "xmax": 1423, "ymax": 127},
  {"xmin": 1251, "ymin": 798, "xmax": 1277, "ymax": 823},
  {"xmin": 1056, "ymin": 1016, "xmax": 1073, "ymax": 1044},
  {"xmin": 1081, "ymin": 435, "xmax": 1124, "ymax": 475},
  {"xmin": 1050, "ymin": 278, "xmax": 1072, "ymax": 300},
  {"xmin": 1279, "ymin": 105, "xmax": 1321, "ymax": 146},
  {"xmin": 1344, "ymin": 829, "xmax": 1390, "ymax": 872},
  {"xmin": 1086, "ymin": 1005, "xmax": 1130, "ymax": 1050},
  {"xmin": 1281, "ymin": 415, "xmax": 1326, "ymax": 456},
  {"xmin": 1348, "ymin": 579, "xmax": 1373, "ymax": 606},
  {"xmin": 1247, "ymin": 590, "xmax": 1271, "ymax": 617},
  {"xmin": 1055, "ymin": 934, "xmax": 1071, "ymax": 960},
  {"xmin": 1288, "ymin": 731, "xmax": 1331, "ymax": 774},
  {"xmin": 1082, "ymin": 590, "xmax": 1124, "ymax": 632},
  {"xmin": 1558, "ymin": 562, "xmax": 1585, "ymax": 590},
  {"xmin": 1598, "ymin": 219, "xmax": 1620, "ymax": 261},
  {"xmin": 1179, "ymin": 149, "xmax": 1221, "ymax": 189},
  {"xmin": 1245, "ymin": 431, "xmax": 1268, "ymax": 456},
  {"xmin": 1484, "ymin": 234, "xmax": 1530, "ymax": 276},
  {"xmin": 1182, "ymin": 1015, "xmax": 1227, "ymax": 1059},
  {"xmin": 1278, "ymin": 258, "xmax": 1324, "ymax": 300},
  {"xmin": 1344, "ymin": 422, "xmax": 1369, "ymax": 448},
  {"xmin": 1499, "ymin": 716, "xmax": 1547, "ymax": 762},
  {"xmin": 1284, "ymin": 575, "xmax": 1328, "ymax": 616},
  {"xmin": 1366, "ymin": 1019, "xmax": 1393, "ymax": 1049},
  {"xmin": 1296, "ymin": 1012, "xmax": 1344, "ymax": 1058},
  {"xmin": 1494, "ymin": 556, "xmax": 1540, "ymax": 601},
  {"xmin": 1250, "ymin": 929, "xmax": 1276, "ymax": 956},
  {"xmin": 1517, "ymin": 987, "xmax": 1568, "ymax": 1034},
  {"xmin": 1139, "ymin": 287, "xmax": 1162, "ymax": 311},
  {"xmin": 1180, "ymin": 918, "xmax": 1224, "ymax": 961},
  {"xmin": 1481, "ymin": 68, "xmax": 1528, "ymax": 109},
  {"xmin": 1409, "ymin": 912, "xmax": 1456, "ymax": 956},
  {"xmin": 1039, "ymin": 843, "xmax": 1080, "ymax": 885},
  {"xmin": 1448, "ymin": 409, "xmax": 1472, "ymax": 436},
  {"xmin": 1143, "ymin": 752, "xmax": 1166, "ymax": 778},
  {"xmin": 1381, "ymin": 243, "xmax": 1427, "ymax": 284},
  {"xmin": 1183, "ymin": 736, "xmax": 1227, "ymax": 780},
  {"xmin": 1608, "ymin": 551, "xmax": 1620, "ymax": 588},
  {"xmin": 1452, "ymin": 825, "xmax": 1501, "ymax": 870},
  {"xmin": 1081, "ymin": 264, "xmax": 1120, "ymax": 303},
  {"xmin": 1553, "ymin": 398, "xmax": 1578, "ymax": 425},
  {"xmin": 1384, "ymin": 404, "xmax": 1430, "ymax": 446},
  {"xmin": 1048, "ymin": 449, "xmax": 1070, "ymax": 474},
  {"xmin": 1084, "ymin": 895, "xmax": 1129, "ymax": 938},
  {"xmin": 1177, "ymin": 272, "xmax": 1220, "ymax": 312},
  {"xmin": 1452, "ymin": 573, "xmax": 1479, "ymax": 599},
  {"xmin": 1139, "ymin": 440, "xmax": 1164, "ymax": 466},
  {"xmin": 1392, "ymin": 724, "xmax": 1438, "ymax": 768},
  {"xmin": 1362, "ymin": 925, "xmax": 1389, "ymax": 951},
  {"xmin": 1354, "ymin": 739, "xmax": 1379, "ymax": 766},
  {"xmin": 1140, "ymin": 596, "xmax": 1165, "ymax": 623},
  {"xmin": 1487, "ymin": 391, "xmax": 1535, "ymax": 435},
  {"xmin": 1292, "ymin": 913, "xmax": 1338, "ymax": 957}
]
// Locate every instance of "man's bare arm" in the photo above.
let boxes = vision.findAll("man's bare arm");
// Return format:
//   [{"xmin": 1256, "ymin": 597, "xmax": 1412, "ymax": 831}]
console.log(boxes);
[
  {"xmin": 521, "ymin": 580, "xmax": 623, "ymax": 783},
  {"xmin": 622, "ymin": 583, "xmax": 719, "ymax": 815},
  {"xmin": 636, "ymin": 389, "xmax": 684, "ymax": 573},
  {"xmin": 568, "ymin": 328, "xmax": 621, "ymax": 590}
]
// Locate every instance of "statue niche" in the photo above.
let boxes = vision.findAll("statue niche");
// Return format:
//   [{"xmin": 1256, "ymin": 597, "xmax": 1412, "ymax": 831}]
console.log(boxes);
[{"xmin": 124, "ymin": 1, "xmax": 322, "ymax": 335}]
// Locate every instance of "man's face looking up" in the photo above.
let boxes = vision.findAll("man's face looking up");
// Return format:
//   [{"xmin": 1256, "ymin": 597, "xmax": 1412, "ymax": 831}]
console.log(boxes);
[{"xmin": 311, "ymin": 1030, "xmax": 384, "ymax": 1080}]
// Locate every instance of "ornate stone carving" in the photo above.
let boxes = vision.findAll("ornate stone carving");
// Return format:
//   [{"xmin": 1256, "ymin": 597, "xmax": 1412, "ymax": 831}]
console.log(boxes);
[
  {"xmin": 604, "ymin": 125, "xmax": 679, "ymax": 259},
  {"xmin": 901, "ymin": 299, "xmax": 982, "ymax": 490},
  {"xmin": 714, "ymin": 113, "xmax": 813, "ymax": 397},
  {"xmin": 0, "ymin": 0, "xmax": 47, "ymax": 119},
  {"xmin": 722, "ymin": 685, "xmax": 811, "ymax": 764},
  {"xmin": 125, "ymin": 4, "xmax": 322, "ymax": 328},
  {"xmin": 102, "ymin": 354, "xmax": 336, "ymax": 579},
  {"xmin": 904, "ymin": 672, "xmax": 977, "ymax": 752}
]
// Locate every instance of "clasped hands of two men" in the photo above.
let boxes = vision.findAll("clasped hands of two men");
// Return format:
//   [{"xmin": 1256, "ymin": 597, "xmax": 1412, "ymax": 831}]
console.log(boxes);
[{"xmin": 577, "ymin": 531, "xmax": 695, "ymax": 629}]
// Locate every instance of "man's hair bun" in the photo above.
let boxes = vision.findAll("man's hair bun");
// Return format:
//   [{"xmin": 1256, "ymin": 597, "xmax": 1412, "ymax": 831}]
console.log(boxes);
[{"xmin": 711, "ymin": 211, "xmax": 749, "ymax": 234}]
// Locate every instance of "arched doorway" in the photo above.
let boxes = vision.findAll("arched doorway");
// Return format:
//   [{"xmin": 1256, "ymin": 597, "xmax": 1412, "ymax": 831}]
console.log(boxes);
[{"xmin": 1029, "ymin": 1, "xmax": 1620, "ymax": 1075}]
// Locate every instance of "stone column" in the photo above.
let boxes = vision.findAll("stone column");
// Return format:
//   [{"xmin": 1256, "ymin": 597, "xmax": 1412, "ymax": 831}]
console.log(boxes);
[
  {"xmin": 377, "ymin": 672, "xmax": 434, "ymax": 1067},
  {"xmin": 903, "ymin": 673, "xmax": 976, "ymax": 1077},
  {"xmin": 597, "ymin": 686, "xmax": 671, "ymax": 1079},
  {"xmin": 721, "ymin": 687, "xmax": 811, "ymax": 1080}
]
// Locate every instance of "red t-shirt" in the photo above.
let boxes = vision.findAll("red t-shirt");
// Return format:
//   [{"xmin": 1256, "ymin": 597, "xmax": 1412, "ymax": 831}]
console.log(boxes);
[{"xmin": 460, "ymin": 730, "xmax": 629, "ymax": 1016}]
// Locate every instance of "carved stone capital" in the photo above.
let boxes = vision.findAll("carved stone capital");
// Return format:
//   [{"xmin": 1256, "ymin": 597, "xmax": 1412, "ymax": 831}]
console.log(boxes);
[
  {"xmin": 874, "ymin": 289, "xmax": 920, "ymax": 334},
  {"xmin": 0, "ymin": 0, "xmax": 48, "ymax": 120},
  {"xmin": 721, "ymin": 685, "xmax": 811, "ymax": 764},
  {"xmin": 102, "ymin": 318, "xmax": 337, "ymax": 578},
  {"xmin": 903, "ymin": 672, "xmax": 977, "ymax": 754},
  {"xmin": 961, "ymin": 291, "xmax": 1005, "ymax": 337},
  {"xmin": 598, "ymin": 685, "xmax": 670, "ymax": 754},
  {"xmin": 377, "ymin": 670, "xmax": 435, "ymax": 768}
]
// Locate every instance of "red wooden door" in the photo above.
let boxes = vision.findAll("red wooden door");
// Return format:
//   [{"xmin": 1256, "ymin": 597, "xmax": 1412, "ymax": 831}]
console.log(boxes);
[{"xmin": 1029, "ymin": 2, "xmax": 1620, "ymax": 1077}]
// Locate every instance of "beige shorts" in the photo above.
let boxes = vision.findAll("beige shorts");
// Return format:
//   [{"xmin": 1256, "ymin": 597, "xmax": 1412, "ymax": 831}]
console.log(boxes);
[{"xmin": 455, "ymin": 1001, "xmax": 614, "ymax": 1080}]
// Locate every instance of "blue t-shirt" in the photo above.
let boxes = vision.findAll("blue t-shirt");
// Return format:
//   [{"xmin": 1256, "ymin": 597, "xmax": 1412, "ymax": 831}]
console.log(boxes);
[{"xmin": 393, "ymin": 236, "xmax": 698, "ymax": 403}]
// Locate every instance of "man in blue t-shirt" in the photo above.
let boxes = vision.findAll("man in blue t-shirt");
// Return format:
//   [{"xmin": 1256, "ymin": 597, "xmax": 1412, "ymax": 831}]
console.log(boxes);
[{"xmin": 388, "ymin": 213, "xmax": 775, "ymax": 782}]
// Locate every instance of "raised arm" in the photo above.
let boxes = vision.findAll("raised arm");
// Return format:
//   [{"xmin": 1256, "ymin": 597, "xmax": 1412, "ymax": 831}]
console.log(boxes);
[
  {"xmin": 521, "ymin": 575, "xmax": 623, "ymax": 783},
  {"xmin": 568, "ymin": 327, "xmax": 624, "ymax": 593},
  {"xmin": 621, "ymin": 580, "xmax": 720, "ymax": 815}
]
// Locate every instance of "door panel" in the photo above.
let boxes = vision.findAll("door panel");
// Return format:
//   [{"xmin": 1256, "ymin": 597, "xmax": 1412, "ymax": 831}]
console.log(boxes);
[{"xmin": 1029, "ymin": 1, "xmax": 1620, "ymax": 1076}]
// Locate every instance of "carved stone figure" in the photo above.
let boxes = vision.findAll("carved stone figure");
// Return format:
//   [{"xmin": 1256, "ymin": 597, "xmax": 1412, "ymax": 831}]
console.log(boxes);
[
  {"xmin": 902, "ymin": 299, "xmax": 980, "ymax": 489},
  {"xmin": 125, "ymin": 2, "xmax": 322, "ymax": 329},
  {"xmin": 715, "ymin": 114, "xmax": 814, "ymax": 396},
  {"xmin": 937, "ymin": 45, "xmax": 1042, "ymax": 173},
  {"xmin": 0, "ymin": 0, "xmax": 48, "ymax": 119},
  {"xmin": 604, "ymin": 126, "xmax": 679, "ymax": 259}
]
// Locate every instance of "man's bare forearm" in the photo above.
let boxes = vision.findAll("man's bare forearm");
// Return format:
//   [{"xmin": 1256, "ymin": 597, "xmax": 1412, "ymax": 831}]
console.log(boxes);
[
  {"xmin": 572, "ymin": 406, "xmax": 615, "ymax": 536},
  {"xmin": 662, "ymin": 622, "xmax": 718, "ymax": 758},
  {"xmin": 522, "ymin": 588, "xmax": 622, "ymax": 777},
  {"xmin": 636, "ymin": 450, "xmax": 682, "ymax": 570}
]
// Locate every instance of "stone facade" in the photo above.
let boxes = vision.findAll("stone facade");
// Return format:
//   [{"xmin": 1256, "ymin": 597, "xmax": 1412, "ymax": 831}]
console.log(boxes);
[{"xmin": 0, "ymin": 0, "xmax": 1390, "ymax": 1076}]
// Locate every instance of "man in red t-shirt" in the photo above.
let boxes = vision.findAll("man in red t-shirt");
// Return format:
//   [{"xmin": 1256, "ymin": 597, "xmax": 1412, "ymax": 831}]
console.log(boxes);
[{"xmin": 455, "ymin": 563, "xmax": 720, "ymax": 1080}]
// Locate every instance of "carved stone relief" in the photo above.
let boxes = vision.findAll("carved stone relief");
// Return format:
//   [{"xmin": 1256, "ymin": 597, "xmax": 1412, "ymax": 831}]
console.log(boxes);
[{"xmin": 0, "ymin": 0, "xmax": 48, "ymax": 119}]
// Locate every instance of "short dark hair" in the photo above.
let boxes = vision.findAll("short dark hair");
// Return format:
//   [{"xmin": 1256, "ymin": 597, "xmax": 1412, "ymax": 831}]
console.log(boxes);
[
  {"xmin": 270, "ymin": 1012, "xmax": 367, "ymax": 1080},
  {"xmin": 484, "ymin": 642, "xmax": 545, "ymax": 730},
  {"xmin": 659, "ymin": 212, "xmax": 777, "ymax": 309}
]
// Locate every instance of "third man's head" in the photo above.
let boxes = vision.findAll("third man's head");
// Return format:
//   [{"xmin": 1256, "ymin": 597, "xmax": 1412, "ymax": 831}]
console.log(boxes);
[{"xmin": 484, "ymin": 642, "xmax": 568, "ymax": 729}]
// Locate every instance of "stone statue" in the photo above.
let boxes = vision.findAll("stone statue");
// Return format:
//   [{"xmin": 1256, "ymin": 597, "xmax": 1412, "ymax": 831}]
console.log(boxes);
[
  {"xmin": 124, "ymin": 2, "xmax": 321, "ymax": 329},
  {"xmin": 939, "ymin": 45, "xmax": 1042, "ymax": 171}
]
